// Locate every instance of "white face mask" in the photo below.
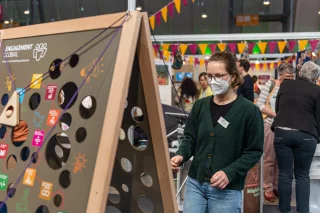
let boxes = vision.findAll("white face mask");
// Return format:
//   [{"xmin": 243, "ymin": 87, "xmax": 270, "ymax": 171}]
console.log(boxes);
[{"xmin": 209, "ymin": 76, "xmax": 231, "ymax": 95}]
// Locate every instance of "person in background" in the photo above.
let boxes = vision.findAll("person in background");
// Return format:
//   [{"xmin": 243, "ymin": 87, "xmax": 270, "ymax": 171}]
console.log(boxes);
[
  {"xmin": 272, "ymin": 61, "xmax": 320, "ymax": 213},
  {"xmin": 171, "ymin": 52, "xmax": 264, "ymax": 213},
  {"xmin": 256, "ymin": 63, "xmax": 295, "ymax": 202},
  {"xmin": 252, "ymin": 75, "xmax": 260, "ymax": 101},
  {"xmin": 198, "ymin": 72, "xmax": 213, "ymax": 98},
  {"xmin": 237, "ymin": 59, "xmax": 254, "ymax": 102},
  {"xmin": 175, "ymin": 77, "xmax": 199, "ymax": 112}
]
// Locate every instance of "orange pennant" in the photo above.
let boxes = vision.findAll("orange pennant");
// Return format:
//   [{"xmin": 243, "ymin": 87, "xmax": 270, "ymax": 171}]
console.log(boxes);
[
  {"xmin": 161, "ymin": 7, "xmax": 168, "ymax": 23},
  {"xmin": 180, "ymin": 44, "xmax": 188, "ymax": 55},
  {"xmin": 257, "ymin": 42, "xmax": 267, "ymax": 54},
  {"xmin": 298, "ymin": 40, "xmax": 309, "ymax": 51},
  {"xmin": 164, "ymin": 51, "xmax": 171, "ymax": 62},
  {"xmin": 198, "ymin": 44, "xmax": 208, "ymax": 55},
  {"xmin": 217, "ymin": 43, "xmax": 226, "ymax": 52},
  {"xmin": 255, "ymin": 63, "xmax": 260, "ymax": 71},
  {"xmin": 277, "ymin": 61, "xmax": 282, "ymax": 67},
  {"xmin": 263, "ymin": 63, "xmax": 267, "ymax": 71},
  {"xmin": 270, "ymin": 62, "xmax": 274, "ymax": 70},
  {"xmin": 161, "ymin": 44, "xmax": 170, "ymax": 52},
  {"xmin": 149, "ymin": 16, "xmax": 155, "ymax": 30},
  {"xmin": 277, "ymin": 41, "xmax": 287, "ymax": 54},
  {"xmin": 200, "ymin": 59, "xmax": 205, "ymax": 67},
  {"xmin": 174, "ymin": 0, "xmax": 181, "ymax": 14},
  {"xmin": 237, "ymin": 43, "xmax": 246, "ymax": 54},
  {"xmin": 189, "ymin": 56, "xmax": 194, "ymax": 64}
]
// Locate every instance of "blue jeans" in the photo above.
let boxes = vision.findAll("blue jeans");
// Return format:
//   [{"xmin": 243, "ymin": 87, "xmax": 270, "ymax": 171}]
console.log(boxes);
[{"xmin": 183, "ymin": 177, "xmax": 242, "ymax": 213}]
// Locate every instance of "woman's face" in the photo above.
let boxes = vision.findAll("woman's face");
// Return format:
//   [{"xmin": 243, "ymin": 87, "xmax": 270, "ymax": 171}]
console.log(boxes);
[
  {"xmin": 199, "ymin": 75, "xmax": 208, "ymax": 89},
  {"xmin": 207, "ymin": 61, "xmax": 234, "ymax": 83}
]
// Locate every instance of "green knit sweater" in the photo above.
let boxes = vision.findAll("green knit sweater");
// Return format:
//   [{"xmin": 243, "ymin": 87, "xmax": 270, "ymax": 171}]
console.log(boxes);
[{"xmin": 176, "ymin": 96, "xmax": 264, "ymax": 190}]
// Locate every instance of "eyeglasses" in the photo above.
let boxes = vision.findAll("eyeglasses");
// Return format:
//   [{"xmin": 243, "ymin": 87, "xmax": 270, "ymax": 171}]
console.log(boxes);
[{"xmin": 206, "ymin": 73, "xmax": 229, "ymax": 82}]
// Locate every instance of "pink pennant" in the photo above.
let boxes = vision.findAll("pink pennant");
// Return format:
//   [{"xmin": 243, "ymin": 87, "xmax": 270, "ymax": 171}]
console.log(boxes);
[
  {"xmin": 205, "ymin": 60, "xmax": 208, "ymax": 67},
  {"xmin": 194, "ymin": 58, "xmax": 199, "ymax": 66},
  {"xmin": 268, "ymin": 42, "xmax": 277, "ymax": 53},
  {"xmin": 189, "ymin": 44, "xmax": 197, "ymax": 55},
  {"xmin": 248, "ymin": 42, "xmax": 255, "ymax": 53},
  {"xmin": 168, "ymin": 2, "xmax": 175, "ymax": 18},
  {"xmin": 153, "ymin": 44, "xmax": 159, "ymax": 55},
  {"xmin": 228, "ymin": 43, "xmax": 237, "ymax": 53},
  {"xmin": 310, "ymin": 40, "xmax": 319, "ymax": 52},
  {"xmin": 288, "ymin": 40, "xmax": 296, "ymax": 52},
  {"xmin": 155, "ymin": 12, "xmax": 161, "ymax": 26},
  {"xmin": 160, "ymin": 51, "xmax": 164, "ymax": 60},
  {"xmin": 208, "ymin": 44, "xmax": 216, "ymax": 54},
  {"xmin": 171, "ymin": 44, "xmax": 179, "ymax": 56},
  {"xmin": 183, "ymin": 0, "xmax": 188, "ymax": 5},
  {"xmin": 251, "ymin": 64, "xmax": 255, "ymax": 70}
]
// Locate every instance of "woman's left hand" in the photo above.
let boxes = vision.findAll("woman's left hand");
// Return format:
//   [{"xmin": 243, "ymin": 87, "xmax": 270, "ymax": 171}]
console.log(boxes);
[{"xmin": 210, "ymin": 171, "xmax": 229, "ymax": 189}]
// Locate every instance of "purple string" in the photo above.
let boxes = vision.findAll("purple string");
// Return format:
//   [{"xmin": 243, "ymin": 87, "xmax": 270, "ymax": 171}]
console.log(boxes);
[
  {"xmin": 18, "ymin": 13, "xmax": 127, "ymax": 95},
  {"xmin": 0, "ymin": 41, "xmax": 16, "ymax": 91},
  {"xmin": 0, "ymin": 14, "xmax": 128, "ymax": 207}
]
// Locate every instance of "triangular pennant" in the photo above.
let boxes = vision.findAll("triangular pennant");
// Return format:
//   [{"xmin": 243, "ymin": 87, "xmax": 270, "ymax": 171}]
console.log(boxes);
[
  {"xmin": 267, "ymin": 63, "xmax": 270, "ymax": 70},
  {"xmin": 270, "ymin": 62, "xmax": 274, "ymax": 70},
  {"xmin": 205, "ymin": 60, "xmax": 208, "ymax": 67},
  {"xmin": 255, "ymin": 63, "xmax": 260, "ymax": 71},
  {"xmin": 310, "ymin": 40, "xmax": 319, "ymax": 52},
  {"xmin": 174, "ymin": 0, "xmax": 181, "ymax": 14},
  {"xmin": 199, "ymin": 59, "xmax": 205, "ymax": 67},
  {"xmin": 149, "ymin": 16, "xmax": 155, "ymax": 30},
  {"xmin": 153, "ymin": 44, "xmax": 159, "ymax": 57},
  {"xmin": 194, "ymin": 58, "xmax": 199, "ymax": 66},
  {"xmin": 189, "ymin": 56, "xmax": 194, "ymax": 64},
  {"xmin": 161, "ymin": 44, "xmax": 170, "ymax": 52},
  {"xmin": 251, "ymin": 64, "xmax": 255, "ymax": 70},
  {"xmin": 277, "ymin": 61, "xmax": 281, "ymax": 67},
  {"xmin": 268, "ymin": 42, "xmax": 277, "ymax": 53},
  {"xmin": 277, "ymin": 41, "xmax": 287, "ymax": 54},
  {"xmin": 180, "ymin": 44, "xmax": 188, "ymax": 55},
  {"xmin": 0, "ymin": 91, "xmax": 19, "ymax": 126},
  {"xmin": 164, "ymin": 51, "xmax": 171, "ymax": 62},
  {"xmin": 217, "ymin": 43, "xmax": 226, "ymax": 52},
  {"xmin": 161, "ymin": 7, "xmax": 168, "ymax": 23},
  {"xmin": 168, "ymin": 2, "xmax": 175, "ymax": 18},
  {"xmin": 208, "ymin": 44, "xmax": 216, "ymax": 54},
  {"xmin": 189, "ymin": 44, "xmax": 197, "ymax": 55},
  {"xmin": 171, "ymin": 44, "xmax": 179, "ymax": 56},
  {"xmin": 257, "ymin": 42, "xmax": 267, "ymax": 54},
  {"xmin": 248, "ymin": 42, "xmax": 255, "ymax": 53},
  {"xmin": 228, "ymin": 43, "xmax": 237, "ymax": 53},
  {"xmin": 183, "ymin": 0, "xmax": 188, "ymax": 5},
  {"xmin": 237, "ymin": 43, "xmax": 246, "ymax": 54},
  {"xmin": 260, "ymin": 63, "xmax": 263, "ymax": 70},
  {"xmin": 288, "ymin": 40, "xmax": 296, "ymax": 52},
  {"xmin": 198, "ymin": 44, "xmax": 208, "ymax": 55},
  {"xmin": 298, "ymin": 40, "xmax": 308, "ymax": 51},
  {"xmin": 263, "ymin": 63, "xmax": 267, "ymax": 71},
  {"xmin": 155, "ymin": 12, "xmax": 162, "ymax": 26}
]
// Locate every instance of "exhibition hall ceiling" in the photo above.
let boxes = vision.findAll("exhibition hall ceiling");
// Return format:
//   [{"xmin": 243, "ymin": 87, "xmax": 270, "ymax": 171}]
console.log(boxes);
[{"xmin": 1, "ymin": 0, "xmax": 320, "ymax": 34}]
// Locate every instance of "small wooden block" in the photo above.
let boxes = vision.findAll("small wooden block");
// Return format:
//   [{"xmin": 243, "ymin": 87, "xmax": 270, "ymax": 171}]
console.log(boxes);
[{"xmin": 0, "ymin": 91, "xmax": 19, "ymax": 127}]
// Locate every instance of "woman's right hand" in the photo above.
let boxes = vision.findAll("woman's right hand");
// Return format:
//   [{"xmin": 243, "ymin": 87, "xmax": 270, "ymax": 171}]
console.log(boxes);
[{"xmin": 171, "ymin": 155, "xmax": 183, "ymax": 172}]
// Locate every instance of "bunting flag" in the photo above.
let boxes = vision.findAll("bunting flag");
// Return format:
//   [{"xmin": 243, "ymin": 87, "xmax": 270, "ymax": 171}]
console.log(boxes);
[
  {"xmin": 288, "ymin": 40, "xmax": 296, "ymax": 52},
  {"xmin": 168, "ymin": 2, "xmax": 175, "ymax": 18},
  {"xmin": 263, "ymin": 63, "xmax": 267, "ymax": 71},
  {"xmin": 277, "ymin": 41, "xmax": 287, "ymax": 54},
  {"xmin": 164, "ymin": 51, "xmax": 171, "ymax": 62},
  {"xmin": 255, "ymin": 63, "xmax": 260, "ymax": 71},
  {"xmin": 309, "ymin": 40, "xmax": 319, "ymax": 52},
  {"xmin": 174, "ymin": 0, "xmax": 181, "ymax": 14},
  {"xmin": 180, "ymin": 44, "xmax": 188, "ymax": 55},
  {"xmin": 237, "ymin": 43, "xmax": 246, "ymax": 54},
  {"xmin": 171, "ymin": 44, "xmax": 179, "ymax": 55},
  {"xmin": 228, "ymin": 43, "xmax": 237, "ymax": 53},
  {"xmin": 248, "ymin": 42, "xmax": 255, "ymax": 53},
  {"xmin": 268, "ymin": 42, "xmax": 277, "ymax": 53},
  {"xmin": 161, "ymin": 44, "xmax": 170, "ymax": 53},
  {"xmin": 270, "ymin": 62, "xmax": 274, "ymax": 70},
  {"xmin": 155, "ymin": 12, "xmax": 162, "ymax": 26},
  {"xmin": 298, "ymin": 40, "xmax": 308, "ymax": 51},
  {"xmin": 161, "ymin": 7, "xmax": 168, "ymax": 22},
  {"xmin": 277, "ymin": 61, "xmax": 281, "ymax": 67},
  {"xmin": 189, "ymin": 56, "xmax": 194, "ymax": 65},
  {"xmin": 260, "ymin": 63, "xmax": 263, "ymax": 70},
  {"xmin": 217, "ymin": 43, "xmax": 226, "ymax": 52},
  {"xmin": 149, "ymin": 15, "xmax": 155, "ymax": 30},
  {"xmin": 208, "ymin": 44, "xmax": 216, "ymax": 54},
  {"xmin": 251, "ymin": 64, "xmax": 255, "ymax": 70},
  {"xmin": 257, "ymin": 42, "xmax": 267, "ymax": 54},
  {"xmin": 199, "ymin": 59, "xmax": 205, "ymax": 67},
  {"xmin": 183, "ymin": 0, "xmax": 188, "ymax": 5},
  {"xmin": 198, "ymin": 44, "xmax": 208, "ymax": 55},
  {"xmin": 194, "ymin": 58, "xmax": 199, "ymax": 66},
  {"xmin": 153, "ymin": 44, "xmax": 159, "ymax": 57},
  {"xmin": 189, "ymin": 44, "xmax": 197, "ymax": 55}
]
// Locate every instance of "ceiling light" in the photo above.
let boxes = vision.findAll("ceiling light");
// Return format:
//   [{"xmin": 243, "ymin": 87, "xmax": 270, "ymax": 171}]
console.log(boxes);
[
  {"xmin": 201, "ymin": 13, "xmax": 207, "ymax": 19},
  {"xmin": 255, "ymin": 60, "xmax": 260, "ymax": 64},
  {"xmin": 136, "ymin": 6, "xmax": 142, "ymax": 11},
  {"xmin": 24, "ymin": 10, "xmax": 30, "ymax": 14},
  {"xmin": 4, "ymin": 21, "xmax": 9, "ymax": 24},
  {"xmin": 263, "ymin": 0, "xmax": 270, "ymax": 5},
  {"xmin": 318, "ymin": 10, "xmax": 320, "ymax": 14}
]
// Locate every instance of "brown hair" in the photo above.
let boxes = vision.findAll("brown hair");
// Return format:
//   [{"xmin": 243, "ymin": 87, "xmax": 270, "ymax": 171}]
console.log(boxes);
[
  {"xmin": 208, "ymin": 52, "xmax": 243, "ymax": 87},
  {"xmin": 239, "ymin": 59, "xmax": 250, "ymax": 72}
]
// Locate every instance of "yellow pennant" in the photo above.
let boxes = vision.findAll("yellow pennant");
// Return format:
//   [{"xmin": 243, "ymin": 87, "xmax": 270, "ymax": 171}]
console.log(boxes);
[
  {"xmin": 189, "ymin": 56, "xmax": 194, "ymax": 65},
  {"xmin": 161, "ymin": 44, "xmax": 170, "ymax": 52},
  {"xmin": 255, "ymin": 63, "xmax": 260, "ymax": 71},
  {"xmin": 237, "ymin": 43, "xmax": 246, "ymax": 54},
  {"xmin": 161, "ymin": 7, "xmax": 168, "ymax": 23},
  {"xmin": 180, "ymin": 44, "xmax": 188, "ymax": 55},
  {"xmin": 164, "ymin": 51, "xmax": 171, "ymax": 62},
  {"xmin": 277, "ymin": 41, "xmax": 287, "ymax": 54},
  {"xmin": 174, "ymin": 0, "xmax": 181, "ymax": 14},
  {"xmin": 263, "ymin": 63, "xmax": 267, "ymax": 71},
  {"xmin": 198, "ymin": 44, "xmax": 208, "ymax": 55},
  {"xmin": 277, "ymin": 61, "xmax": 282, "ymax": 67},
  {"xmin": 270, "ymin": 62, "xmax": 274, "ymax": 70},
  {"xmin": 199, "ymin": 59, "xmax": 205, "ymax": 67},
  {"xmin": 298, "ymin": 40, "xmax": 309, "ymax": 51},
  {"xmin": 257, "ymin": 42, "xmax": 267, "ymax": 54},
  {"xmin": 149, "ymin": 16, "xmax": 155, "ymax": 30},
  {"xmin": 217, "ymin": 43, "xmax": 226, "ymax": 52}
]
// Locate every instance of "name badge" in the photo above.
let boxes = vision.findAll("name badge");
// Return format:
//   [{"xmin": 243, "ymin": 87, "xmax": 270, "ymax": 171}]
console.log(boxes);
[{"xmin": 218, "ymin": 117, "xmax": 229, "ymax": 128}]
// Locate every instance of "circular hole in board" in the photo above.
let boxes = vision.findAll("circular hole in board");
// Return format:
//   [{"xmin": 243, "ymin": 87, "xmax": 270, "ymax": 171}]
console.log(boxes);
[
  {"xmin": 29, "ymin": 93, "xmax": 41, "ymax": 110},
  {"xmin": 31, "ymin": 152, "xmax": 38, "ymax": 164},
  {"xmin": 119, "ymin": 128, "xmax": 125, "ymax": 141},
  {"xmin": 0, "ymin": 202, "xmax": 7, "ymax": 213},
  {"xmin": 49, "ymin": 59, "xmax": 63, "ymax": 80},
  {"xmin": 79, "ymin": 96, "xmax": 97, "ymax": 119},
  {"xmin": 140, "ymin": 173, "xmax": 153, "ymax": 187},
  {"xmin": 7, "ymin": 183, "xmax": 16, "ymax": 198},
  {"xmin": 20, "ymin": 147, "xmax": 30, "ymax": 161},
  {"xmin": 35, "ymin": 205, "xmax": 49, "ymax": 213},
  {"xmin": 59, "ymin": 170, "xmax": 71, "ymax": 189},
  {"xmin": 122, "ymin": 184, "xmax": 129, "ymax": 193},
  {"xmin": 0, "ymin": 126, "xmax": 6, "ymax": 139},
  {"xmin": 1, "ymin": 94, "xmax": 9, "ymax": 106},
  {"xmin": 12, "ymin": 120, "xmax": 28, "ymax": 147},
  {"xmin": 131, "ymin": 107, "xmax": 144, "ymax": 123},
  {"xmin": 127, "ymin": 125, "xmax": 148, "ymax": 151},
  {"xmin": 46, "ymin": 133, "xmax": 71, "ymax": 170},
  {"xmin": 108, "ymin": 186, "xmax": 120, "ymax": 204},
  {"xmin": 138, "ymin": 195, "xmax": 154, "ymax": 213},
  {"xmin": 5, "ymin": 106, "xmax": 13, "ymax": 118},
  {"xmin": 69, "ymin": 54, "xmax": 79, "ymax": 68},
  {"xmin": 6, "ymin": 155, "xmax": 17, "ymax": 171},
  {"xmin": 120, "ymin": 158, "xmax": 132, "ymax": 173},
  {"xmin": 105, "ymin": 206, "xmax": 121, "ymax": 213},
  {"xmin": 53, "ymin": 194, "xmax": 63, "ymax": 207},
  {"xmin": 60, "ymin": 113, "xmax": 72, "ymax": 131},
  {"xmin": 58, "ymin": 82, "xmax": 78, "ymax": 110},
  {"xmin": 75, "ymin": 127, "xmax": 86, "ymax": 143}
]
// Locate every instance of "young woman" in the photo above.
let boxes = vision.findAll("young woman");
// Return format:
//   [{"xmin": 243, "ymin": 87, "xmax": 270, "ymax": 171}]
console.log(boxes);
[
  {"xmin": 272, "ymin": 61, "xmax": 320, "ymax": 213},
  {"xmin": 171, "ymin": 52, "xmax": 264, "ymax": 213},
  {"xmin": 175, "ymin": 77, "xmax": 199, "ymax": 112},
  {"xmin": 198, "ymin": 72, "xmax": 213, "ymax": 98},
  {"xmin": 256, "ymin": 63, "xmax": 295, "ymax": 202}
]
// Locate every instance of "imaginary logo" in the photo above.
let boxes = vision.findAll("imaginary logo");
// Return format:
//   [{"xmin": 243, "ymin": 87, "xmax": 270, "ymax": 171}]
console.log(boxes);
[
  {"xmin": 33, "ymin": 43, "xmax": 47, "ymax": 61},
  {"xmin": 3, "ymin": 42, "xmax": 47, "ymax": 62}
]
